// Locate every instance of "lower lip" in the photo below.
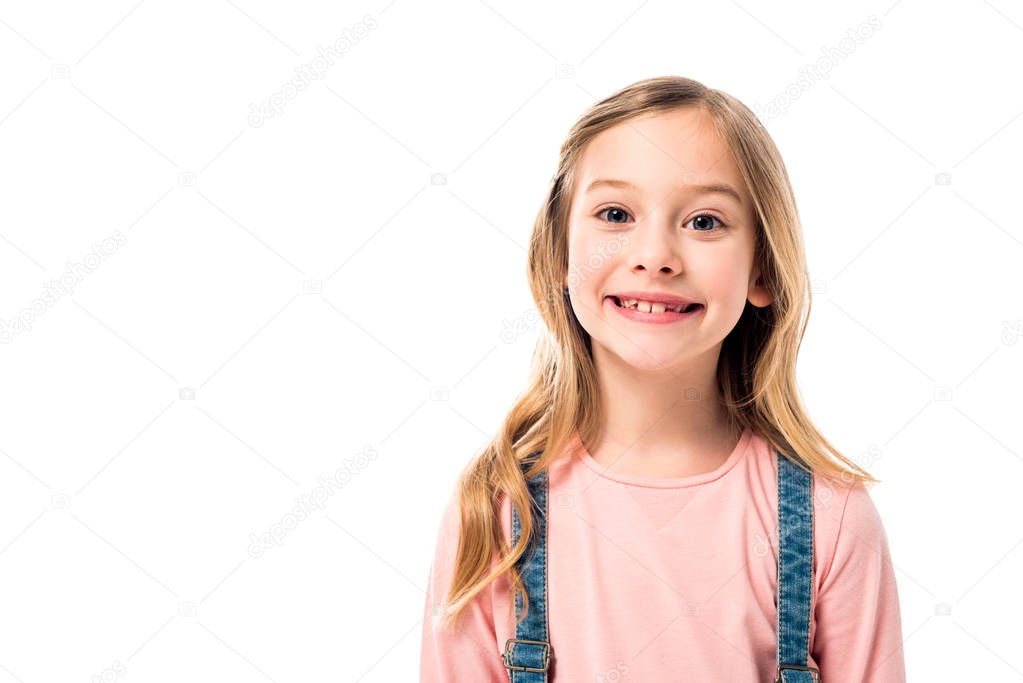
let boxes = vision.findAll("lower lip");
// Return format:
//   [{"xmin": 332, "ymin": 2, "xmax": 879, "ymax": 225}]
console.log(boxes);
[{"xmin": 605, "ymin": 297, "xmax": 704, "ymax": 325}]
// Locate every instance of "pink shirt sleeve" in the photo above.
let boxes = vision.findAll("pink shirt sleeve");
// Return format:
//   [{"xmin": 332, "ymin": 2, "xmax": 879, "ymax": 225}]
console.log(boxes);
[
  {"xmin": 419, "ymin": 493, "xmax": 507, "ymax": 682},
  {"xmin": 419, "ymin": 473, "xmax": 908, "ymax": 681},
  {"xmin": 813, "ymin": 482, "xmax": 907, "ymax": 682}
]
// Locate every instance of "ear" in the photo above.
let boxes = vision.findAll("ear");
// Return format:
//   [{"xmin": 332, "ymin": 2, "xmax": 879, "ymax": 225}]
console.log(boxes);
[{"xmin": 747, "ymin": 266, "xmax": 773, "ymax": 308}]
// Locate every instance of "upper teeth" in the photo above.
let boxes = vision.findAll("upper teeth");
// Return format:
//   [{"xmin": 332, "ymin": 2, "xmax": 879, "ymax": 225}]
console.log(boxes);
[{"xmin": 616, "ymin": 297, "xmax": 690, "ymax": 313}]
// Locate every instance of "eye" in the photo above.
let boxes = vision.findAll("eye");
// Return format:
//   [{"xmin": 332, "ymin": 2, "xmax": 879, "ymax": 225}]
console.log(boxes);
[
  {"xmin": 686, "ymin": 213, "xmax": 725, "ymax": 232},
  {"xmin": 596, "ymin": 205, "xmax": 632, "ymax": 224}
]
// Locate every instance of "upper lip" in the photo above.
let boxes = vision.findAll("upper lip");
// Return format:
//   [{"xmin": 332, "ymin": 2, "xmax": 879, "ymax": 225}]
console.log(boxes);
[{"xmin": 607, "ymin": 291, "xmax": 702, "ymax": 307}]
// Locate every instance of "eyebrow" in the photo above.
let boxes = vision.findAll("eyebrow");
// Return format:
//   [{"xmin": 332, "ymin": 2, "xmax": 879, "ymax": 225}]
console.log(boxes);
[{"xmin": 584, "ymin": 177, "xmax": 744, "ymax": 205}]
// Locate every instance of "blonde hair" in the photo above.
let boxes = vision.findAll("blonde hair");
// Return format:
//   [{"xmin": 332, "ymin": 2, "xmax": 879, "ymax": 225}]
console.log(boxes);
[{"xmin": 438, "ymin": 75, "xmax": 878, "ymax": 632}]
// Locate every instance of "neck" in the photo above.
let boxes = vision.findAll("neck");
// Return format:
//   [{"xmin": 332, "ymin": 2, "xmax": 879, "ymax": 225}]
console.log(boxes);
[{"xmin": 585, "ymin": 344, "xmax": 739, "ymax": 478}]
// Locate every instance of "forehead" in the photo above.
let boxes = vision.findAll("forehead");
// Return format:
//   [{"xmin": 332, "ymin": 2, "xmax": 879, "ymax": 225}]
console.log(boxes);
[{"xmin": 573, "ymin": 106, "xmax": 749, "ymax": 204}]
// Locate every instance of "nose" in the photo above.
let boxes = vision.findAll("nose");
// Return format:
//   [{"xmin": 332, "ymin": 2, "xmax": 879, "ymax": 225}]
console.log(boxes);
[{"xmin": 625, "ymin": 213, "xmax": 683, "ymax": 275}]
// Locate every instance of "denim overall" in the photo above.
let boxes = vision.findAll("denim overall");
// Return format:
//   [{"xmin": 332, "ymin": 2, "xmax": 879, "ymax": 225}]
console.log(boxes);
[{"xmin": 502, "ymin": 448, "xmax": 821, "ymax": 683}]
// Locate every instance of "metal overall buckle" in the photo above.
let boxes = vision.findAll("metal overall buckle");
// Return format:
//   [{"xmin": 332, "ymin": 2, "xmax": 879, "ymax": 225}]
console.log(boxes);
[
  {"xmin": 775, "ymin": 663, "xmax": 821, "ymax": 682},
  {"xmin": 502, "ymin": 638, "xmax": 552, "ymax": 672}
]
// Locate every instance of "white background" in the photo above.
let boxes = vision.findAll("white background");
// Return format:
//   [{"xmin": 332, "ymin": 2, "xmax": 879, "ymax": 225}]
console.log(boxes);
[{"xmin": 0, "ymin": 0, "xmax": 1021, "ymax": 681}]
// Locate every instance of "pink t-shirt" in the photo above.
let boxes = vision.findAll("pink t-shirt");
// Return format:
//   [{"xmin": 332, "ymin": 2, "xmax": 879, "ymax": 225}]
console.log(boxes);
[{"xmin": 420, "ymin": 427, "xmax": 906, "ymax": 681}]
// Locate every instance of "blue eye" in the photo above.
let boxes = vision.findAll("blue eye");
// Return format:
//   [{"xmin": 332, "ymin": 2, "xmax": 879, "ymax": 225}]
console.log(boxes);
[
  {"xmin": 597, "ymin": 206, "xmax": 632, "ymax": 224},
  {"xmin": 687, "ymin": 214, "xmax": 725, "ymax": 232},
  {"xmin": 597, "ymin": 206, "xmax": 726, "ymax": 232}
]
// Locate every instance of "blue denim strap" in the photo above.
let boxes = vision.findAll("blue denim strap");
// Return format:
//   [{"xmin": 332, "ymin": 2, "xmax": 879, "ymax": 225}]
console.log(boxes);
[
  {"xmin": 775, "ymin": 450, "xmax": 821, "ymax": 683},
  {"xmin": 502, "ymin": 448, "xmax": 818, "ymax": 682},
  {"xmin": 503, "ymin": 451, "xmax": 553, "ymax": 682}
]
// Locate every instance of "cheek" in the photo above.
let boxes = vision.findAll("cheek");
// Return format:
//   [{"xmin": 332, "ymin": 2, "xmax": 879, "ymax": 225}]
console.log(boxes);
[
  {"xmin": 565, "ymin": 225, "xmax": 623, "ymax": 333},
  {"xmin": 696, "ymin": 246, "xmax": 754, "ymax": 309},
  {"xmin": 565, "ymin": 223, "xmax": 620, "ymax": 291}
]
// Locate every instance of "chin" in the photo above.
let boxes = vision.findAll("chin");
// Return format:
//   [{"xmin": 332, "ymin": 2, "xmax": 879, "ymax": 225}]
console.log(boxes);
[{"xmin": 609, "ymin": 346, "xmax": 689, "ymax": 374}]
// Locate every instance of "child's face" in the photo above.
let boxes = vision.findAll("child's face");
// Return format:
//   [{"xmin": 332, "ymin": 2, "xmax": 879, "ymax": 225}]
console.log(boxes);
[{"xmin": 564, "ymin": 105, "xmax": 771, "ymax": 375}]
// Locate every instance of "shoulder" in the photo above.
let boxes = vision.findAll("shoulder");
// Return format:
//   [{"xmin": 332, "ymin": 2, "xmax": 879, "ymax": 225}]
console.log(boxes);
[
  {"xmin": 812, "ymin": 474, "xmax": 892, "ymax": 588},
  {"xmin": 749, "ymin": 428, "xmax": 890, "ymax": 574},
  {"xmin": 428, "ymin": 487, "xmax": 463, "ymax": 581},
  {"xmin": 814, "ymin": 475, "xmax": 888, "ymax": 549},
  {"xmin": 427, "ymin": 483, "xmax": 509, "ymax": 613}
]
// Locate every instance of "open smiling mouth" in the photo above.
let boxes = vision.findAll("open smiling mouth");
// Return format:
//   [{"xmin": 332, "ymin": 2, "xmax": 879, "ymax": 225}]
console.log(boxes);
[{"xmin": 605, "ymin": 296, "xmax": 704, "ymax": 323}]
